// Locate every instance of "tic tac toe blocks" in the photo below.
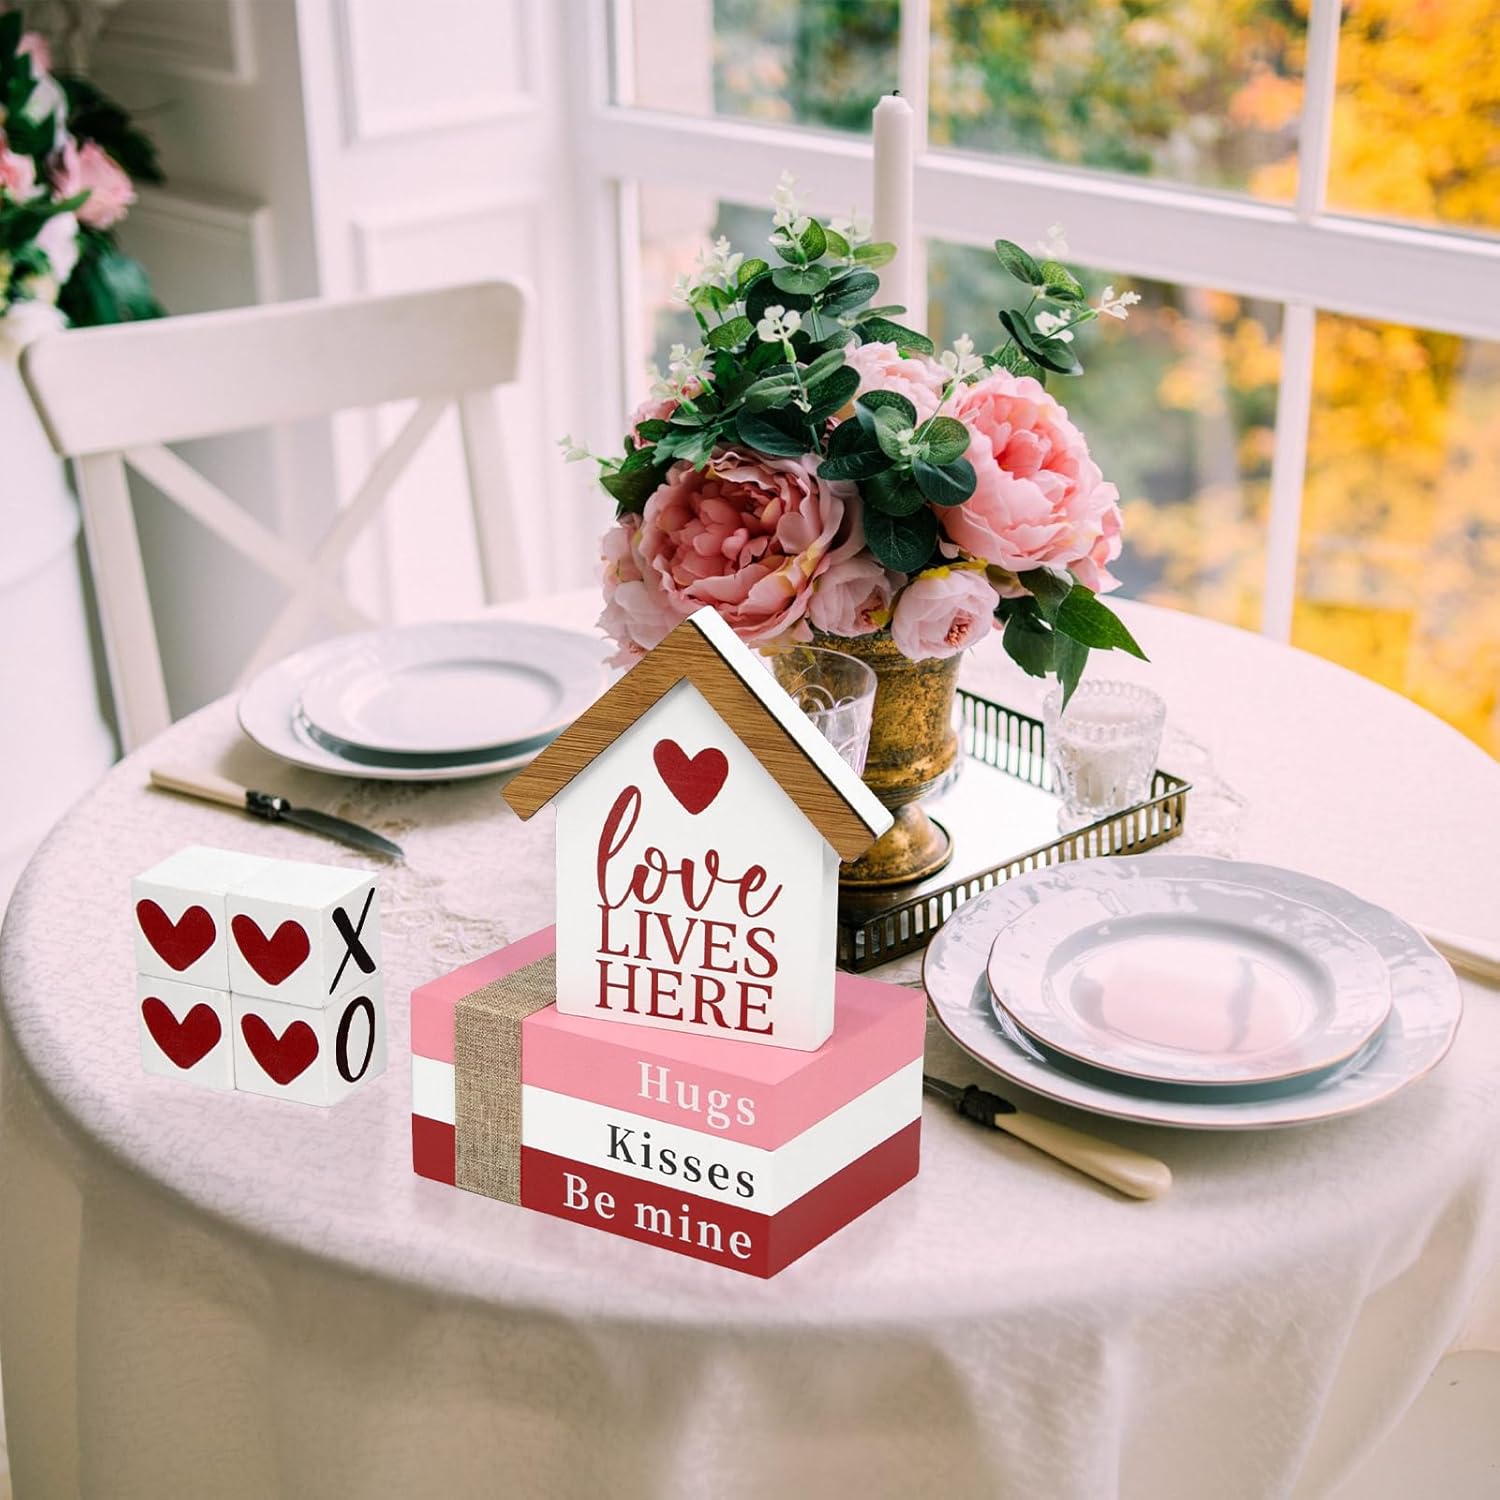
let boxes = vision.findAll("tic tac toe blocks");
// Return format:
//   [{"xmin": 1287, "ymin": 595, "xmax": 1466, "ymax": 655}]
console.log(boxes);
[
  {"xmin": 227, "ymin": 860, "xmax": 380, "ymax": 1007},
  {"xmin": 132, "ymin": 846, "xmax": 385, "ymax": 1106},
  {"xmin": 138, "ymin": 973, "xmax": 235, "ymax": 1090},
  {"xmin": 232, "ymin": 977, "xmax": 387, "ymax": 1106},
  {"xmin": 411, "ymin": 927, "xmax": 924, "ymax": 1278},
  {"xmin": 134, "ymin": 845, "xmax": 273, "ymax": 989}
]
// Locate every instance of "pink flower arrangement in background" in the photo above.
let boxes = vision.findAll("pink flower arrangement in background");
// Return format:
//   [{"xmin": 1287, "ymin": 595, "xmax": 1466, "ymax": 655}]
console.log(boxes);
[
  {"xmin": 577, "ymin": 180, "xmax": 1142, "ymax": 690},
  {"xmin": 51, "ymin": 139, "xmax": 135, "ymax": 229},
  {"xmin": 0, "ymin": 19, "xmax": 163, "ymax": 336}
]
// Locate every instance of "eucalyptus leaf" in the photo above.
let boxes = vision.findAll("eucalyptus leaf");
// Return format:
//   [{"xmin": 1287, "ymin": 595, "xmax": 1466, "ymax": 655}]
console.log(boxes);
[
  {"xmin": 912, "ymin": 457, "xmax": 975, "ymax": 507},
  {"xmin": 820, "ymin": 269, "xmax": 880, "ymax": 316},
  {"xmin": 872, "ymin": 405, "xmax": 915, "ymax": 461},
  {"xmin": 998, "ymin": 308, "xmax": 1082, "ymax": 376},
  {"xmin": 865, "ymin": 506, "xmax": 939, "ymax": 573},
  {"xmin": 707, "ymin": 315, "xmax": 754, "ymax": 350},
  {"xmin": 742, "ymin": 371, "xmax": 801, "ymax": 411},
  {"xmin": 990, "ymin": 343, "xmax": 1047, "ymax": 385},
  {"xmin": 994, "ymin": 238, "xmax": 1044, "ymax": 287},
  {"xmin": 819, "ymin": 447, "xmax": 893, "ymax": 482},
  {"xmin": 746, "ymin": 275, "xmax": 812, "ymax": 323},
  {"xmin": 853, "ymin": 241, "xmax": 896, "ymax": 269},
  {"xmin": 857, "ymin": 316, "xmax": 934, "ymax": 356},
  {"xmin": 1039, "ymin": 259, "xmax": 1085, "ymax": 302},
  {"xmin": 919, "ymin": 416, "xmax": 971, "ymax": 465},
  {"xmin": 736, "ymin": 406, "xmax": 810, "ymax": 457},
  {"xmin": 861, "ymin": 469, "xmax": 929, "ymax": 517},
  {"xmin": 823, "ymin": 227, "xmax": 851, "ymax": 259},
  {"xmin": 801, "ymin": 348, "xmax": 848, "ymax": 388},
  {"xmin": 772, "ymin": 263, "xmax": 831, "ymax": 296},
  {"xmin": 826, "ymin": 415, "xmax": 877, "ymax": 458},
  {"xmin": 797, "ymin": 217, "xmax": 827, "ymax": 262},
  {"xmin": 633, "ymin": 418, "xmax": 670, "ymax": 442},
  {"xmin": 856, "ymin": 389, "xmax": 918, "ymax": 426},
  {"xmin": 737, "ymin": 257, "xmax": 769, "ymax": 288},
  {"xmin": 804, "ymin": 365, "xmax": 860, "ymax": 422}
]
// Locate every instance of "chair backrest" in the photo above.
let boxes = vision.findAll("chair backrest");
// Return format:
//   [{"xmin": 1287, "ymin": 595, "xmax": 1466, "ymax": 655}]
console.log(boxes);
[{"xmin": 21, "ymin": 279, "xmax": 528, "ymax": 751}]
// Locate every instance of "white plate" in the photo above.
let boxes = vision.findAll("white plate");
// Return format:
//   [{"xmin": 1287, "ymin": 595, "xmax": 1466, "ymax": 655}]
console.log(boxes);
[
  {"xmin": 985, "ymin": 872, "xmax": 1392, "ymax": 1087},
  {"xmin": 297, "ymin": 622, "xmax": 606, "ymax": 756},
  {"xmin": 924, "ymin": 855, "xmax": 1461, "ymax": 1130},
  {"xmin": 238, "ymin": 626, "xmax": 608, "ymax": 782}
]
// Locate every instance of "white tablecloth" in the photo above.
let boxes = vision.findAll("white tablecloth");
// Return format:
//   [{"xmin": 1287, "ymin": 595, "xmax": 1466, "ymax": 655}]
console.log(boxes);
[{"xmin": 3, "ymin": 596, "xmax": 1499, "ymax": 1500}]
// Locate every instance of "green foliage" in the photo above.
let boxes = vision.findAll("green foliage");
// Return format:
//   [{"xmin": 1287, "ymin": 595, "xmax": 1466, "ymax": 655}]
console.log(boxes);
[{"xmin": 594, "ymin": 188, "xmax": 1144, "ymax": 688}]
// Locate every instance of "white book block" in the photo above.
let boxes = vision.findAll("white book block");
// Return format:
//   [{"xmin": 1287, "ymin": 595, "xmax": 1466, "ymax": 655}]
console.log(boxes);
[
  {"xmin": 133, "ymin": 846, "xmax": 275, "ymax": 990},
  {"xmin": 225, "ymin": 860, "xmax": 380, "ymax": 1006},
  {"xmin": 138, "ymin": 973, "xmax": 235, "ymax": 1091},
  {"xmin": 231, "ymin": 976, "xmax": 387, "ymax": 1107}
]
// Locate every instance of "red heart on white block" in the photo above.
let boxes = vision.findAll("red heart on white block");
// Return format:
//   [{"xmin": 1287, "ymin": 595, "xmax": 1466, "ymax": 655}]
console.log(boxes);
[{"xmin": 653, "ymin": 739, "xmax": 729, "ymax": 815}]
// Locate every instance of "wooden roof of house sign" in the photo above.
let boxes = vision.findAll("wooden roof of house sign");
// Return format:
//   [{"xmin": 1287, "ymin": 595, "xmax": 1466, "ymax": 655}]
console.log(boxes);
[{"xmin": 505, "ymin": 607, "xmax": 892, "ymax": 1052}]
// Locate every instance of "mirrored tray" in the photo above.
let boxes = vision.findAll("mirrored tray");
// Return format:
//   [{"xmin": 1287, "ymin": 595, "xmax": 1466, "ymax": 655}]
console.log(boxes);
[{"xmin": 836, "ymin": 689, "xmax": 1191, "ymax": 971}]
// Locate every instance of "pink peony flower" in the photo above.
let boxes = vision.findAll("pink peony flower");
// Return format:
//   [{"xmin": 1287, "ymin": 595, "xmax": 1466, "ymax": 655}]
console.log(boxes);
[
  {"xmin": 0, "ymin": 133, "xmax": 37, "ymax": 200},
  {"xmin": 840, "ymin": 340, "xmax": 949, "ymax": 421},
  {"xmin": 602, "ymin": 446, "xmax": 860, "ymax": 654},
  {"xmin": 596, "ymin": 513, "xmax": 687, "ymax": 667},
  {"xmin": 17, "ymin": 31, "xmax": 52, "ymax": 74},
  {"xmin": 891, "ymin": 567, "xmax": 999, "ymax": 661},
  {"xmin": 942, "ymin": 369, "xmax": 1124, "ymax": 592},
  {"xmin": 52, "ymin": 140, "xmax": 136, "ymax": 229},
  {"xmin": 809, "ymin": 554, "xmax": 903, "ymax": 638}
]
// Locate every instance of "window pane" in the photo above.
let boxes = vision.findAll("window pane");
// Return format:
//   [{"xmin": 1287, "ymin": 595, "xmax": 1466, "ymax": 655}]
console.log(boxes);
[
  {"xmin": 623, "ymin": 0, "xmax": 898, "ymax": 131},
  {"xmin": 1294, "ymin": 316, "xmax": 1500, "ymax": 752},
  {"xmin": 1326, "ymin": 2, "xmax": 1500, "ymax": 236},
  {"xmin": 927, "ymin": 243, "xmax": 1281, "ymax": 629},
  {"xmin": 930, "ymin": 0, "xmax": 1305, "ymax": 199}
]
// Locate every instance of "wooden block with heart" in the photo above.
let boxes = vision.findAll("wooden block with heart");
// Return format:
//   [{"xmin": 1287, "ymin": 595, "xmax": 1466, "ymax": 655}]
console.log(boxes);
[{"xmin": 133, "ymin": 847, "xmax": 386, "ymax": 1105}]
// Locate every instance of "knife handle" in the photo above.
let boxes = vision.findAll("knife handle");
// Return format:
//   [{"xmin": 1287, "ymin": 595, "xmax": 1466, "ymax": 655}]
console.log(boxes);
[
  {"xmin": 995, "ymin": 1111, "xmax": 1172, "ymax": 1201},
  {"xmin": 150, "ymin": 765, "xmax": 250, "ymax": 811}
]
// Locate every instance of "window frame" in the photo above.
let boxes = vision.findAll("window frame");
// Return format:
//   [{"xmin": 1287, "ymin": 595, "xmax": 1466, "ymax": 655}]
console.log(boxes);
[{"xmin": 580, "ymin": 0, "xmax": 1500, "ymax": 641}]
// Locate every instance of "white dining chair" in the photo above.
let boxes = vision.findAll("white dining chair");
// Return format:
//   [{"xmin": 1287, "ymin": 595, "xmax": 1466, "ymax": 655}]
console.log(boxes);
[{"xmin": 20, "ymin": 279, "xmax": 528, "ymax": 752}]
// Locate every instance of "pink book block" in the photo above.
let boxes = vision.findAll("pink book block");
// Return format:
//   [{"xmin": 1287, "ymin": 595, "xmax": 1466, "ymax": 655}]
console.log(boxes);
[{"xmin": 409, "ymin": 927, "xmax": 926, "ymax": 1151}]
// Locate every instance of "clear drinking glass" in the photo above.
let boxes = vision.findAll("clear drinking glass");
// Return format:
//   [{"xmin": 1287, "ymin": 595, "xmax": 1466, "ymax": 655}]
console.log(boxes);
[
  {"xmin": 1043, "ymin": 680, "xmax": 1167, "ymax": 832},
  {"xmin": 768, "ymin": 646, "xmax": 878, "ymax": 774}
]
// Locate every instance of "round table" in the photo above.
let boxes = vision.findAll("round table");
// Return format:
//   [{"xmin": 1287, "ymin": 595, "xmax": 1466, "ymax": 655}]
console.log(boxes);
[{"xmin": 4, "ymin": 597, "xmax": 1500, "ymax": 1500}]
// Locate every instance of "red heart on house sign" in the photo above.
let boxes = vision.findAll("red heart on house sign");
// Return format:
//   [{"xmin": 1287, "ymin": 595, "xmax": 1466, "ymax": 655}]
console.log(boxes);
[
  {"xmin": 653, "ymin": 740, "xmax": 729, "ymax": 814},
  {"xmin": 232, "ymin": 915, "xmax": 311, "ymax": 986},
  {"xmin": 141, "ymin": 997, "xmax": 222, "ymax": 1069},
  {"xmin": 136, "ymin": 900, "xmax": 217, "ymax": 971},
  {"xmin": 240, "ymin": 1014, "xmax": 320, "ymax": 1085}
]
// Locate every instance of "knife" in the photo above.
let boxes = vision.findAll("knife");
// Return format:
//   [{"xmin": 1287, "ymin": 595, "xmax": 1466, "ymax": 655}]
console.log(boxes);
[
  {"xmin": 150, "ymin": 766, "xmax": 404, "ymax": 861},
  {"xmin": 923, "ymin": 1074, "xmax": 1172, "ymax": 1200}
]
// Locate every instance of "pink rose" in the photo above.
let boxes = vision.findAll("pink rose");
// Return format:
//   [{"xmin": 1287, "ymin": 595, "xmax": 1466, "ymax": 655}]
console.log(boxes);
[
  {"xmin": 891, "ymin": 568, "xmax": 999, "ymax": 661},
  {"xmin": 52, "ymin": 140, "xmax": 135, "ymax": 229},
  {"xmin": 17, "ymin": 31, "xmax": 52, "ymax": 74},
  {"xmin": 942, "ymin": 369, "xmax": 1124, "ymax": 592},
  {"xmin": 841, "ymin": 340, "xmax": 949, "ymax": 421},
  {"xmin": 597, "ymin": 513, "xmax": 688, "ymax": 667},
  {"xmin": 0, "ymin": 133, "xmax": 37, "ymax": 200},
  {"xmin": 809, "ymin": 554, "xmax": 903, "ymax": 638},
  {"xmin": 608, "ymin": 446, "xmax": 857, "ymax": 652}
]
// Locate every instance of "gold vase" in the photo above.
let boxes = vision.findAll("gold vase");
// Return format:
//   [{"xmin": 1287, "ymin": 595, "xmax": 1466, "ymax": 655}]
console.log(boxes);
[{"xmin": 815, "ymin": 629, "xmax": 961, "ymax": 887}]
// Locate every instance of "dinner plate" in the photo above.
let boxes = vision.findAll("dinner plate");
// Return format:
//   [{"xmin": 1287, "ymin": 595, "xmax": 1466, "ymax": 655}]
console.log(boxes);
[
  {"xmin": 239, "ymin": 625, "xmax": 609, "ymax": 782},
  {"xmin": 298, "ymin": 622, "xmax": 605, "ymax": 756},
  {"xmin": 924, "ymin": 855, "xmax": 1461, "ymax": 1130},
  {"xmin": 985, "ymin": 872, "xmax": 1392, "ymax": 1087}
]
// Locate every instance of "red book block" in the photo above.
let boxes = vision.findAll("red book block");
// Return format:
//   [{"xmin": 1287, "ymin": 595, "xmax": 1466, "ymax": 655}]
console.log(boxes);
[{"xmin": 520, "ymin": 1119, "xmax": 920, "ymax": 1278}]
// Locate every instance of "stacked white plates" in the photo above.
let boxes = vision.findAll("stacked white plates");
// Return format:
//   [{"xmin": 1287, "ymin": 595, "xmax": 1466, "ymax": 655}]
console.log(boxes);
[
  {"xmin": 923, "ymin": 854, "xmax": 1461, "ymax": 1129},
  {"xmin": 239, "ymin": 621, "xmax": 609, "ymax": 781}
]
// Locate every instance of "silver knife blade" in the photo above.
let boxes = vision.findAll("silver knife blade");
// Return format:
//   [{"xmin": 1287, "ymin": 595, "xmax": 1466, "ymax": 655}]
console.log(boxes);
[{"xmin": 247, "ymin": 792, "xmax": 404, "ymax": 860}]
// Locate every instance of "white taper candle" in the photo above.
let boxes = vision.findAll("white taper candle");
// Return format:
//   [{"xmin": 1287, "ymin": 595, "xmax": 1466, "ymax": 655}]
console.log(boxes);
[{"xmin": 871, "ymin": 92, "xmax": 917, "ymax": 323}]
